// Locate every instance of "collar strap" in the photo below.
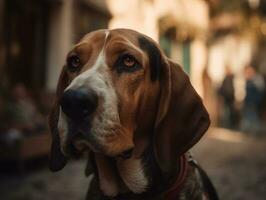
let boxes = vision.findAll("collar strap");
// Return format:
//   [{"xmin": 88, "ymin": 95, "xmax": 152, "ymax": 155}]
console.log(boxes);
[{"xmin": 164, "ymin": 154, "xmax": 189, "ymax": 200}]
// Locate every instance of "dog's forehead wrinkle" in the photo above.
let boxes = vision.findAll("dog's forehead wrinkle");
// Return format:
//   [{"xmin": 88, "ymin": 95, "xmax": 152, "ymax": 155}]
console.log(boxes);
[{"xmin": 107, "ymin": 37, "xmax": 142, "ymax": 55}]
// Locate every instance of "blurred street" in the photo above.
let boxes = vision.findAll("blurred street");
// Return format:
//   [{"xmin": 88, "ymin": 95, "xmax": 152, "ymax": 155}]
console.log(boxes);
[
  {"xmin": 193, "ymin": 128, "xmax": 266, "ymax": 200},
  {"xmin": 0, "ymin": 127, "xmax": 265, "ymax": 200}
]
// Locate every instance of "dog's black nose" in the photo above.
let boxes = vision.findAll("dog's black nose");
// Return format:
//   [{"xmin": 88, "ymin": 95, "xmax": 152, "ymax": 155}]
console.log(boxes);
[{"xmin": 60, "ymin": 88, "xmax": 98, "ymax": 120}]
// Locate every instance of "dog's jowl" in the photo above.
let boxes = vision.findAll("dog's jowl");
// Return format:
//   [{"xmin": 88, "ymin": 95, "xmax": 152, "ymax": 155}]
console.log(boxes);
[{"xmin": 48, "ymin": 29, "xmax": 218, "ymax": 200}]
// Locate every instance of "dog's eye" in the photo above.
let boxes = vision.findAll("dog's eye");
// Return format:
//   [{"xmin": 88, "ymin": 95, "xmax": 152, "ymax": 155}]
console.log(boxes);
[
  {"xmin": 122, "ymin": 55, "xmax": 136, "ymax": 68},
  {"xmin": 67, "ymin": 55, "xmax": 81, "ymax": 72},
  {"xmin": 117, "ymin": 54, "xmax": 140, "ymax": 73}
]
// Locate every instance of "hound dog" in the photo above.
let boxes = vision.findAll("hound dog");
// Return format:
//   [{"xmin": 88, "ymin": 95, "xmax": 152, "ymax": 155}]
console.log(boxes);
[{"xmin": 49, "ymin": 29, "xmax": 217, "ymax": 200}]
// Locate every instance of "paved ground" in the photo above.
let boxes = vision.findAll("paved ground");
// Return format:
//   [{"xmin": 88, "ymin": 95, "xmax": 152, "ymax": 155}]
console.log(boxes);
[
  {"xmin": 0, "ymin": 127, "xmax": 266, "ymax": 200},
  {"xmin": 193, "ymin": 128, "xmax": 266, "ymax": 200}
]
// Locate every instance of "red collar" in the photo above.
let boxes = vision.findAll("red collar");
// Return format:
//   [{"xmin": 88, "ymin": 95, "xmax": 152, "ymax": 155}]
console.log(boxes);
[{"xmin": 164, "ymin": 155, "xmax": 189, "ymax": 200}]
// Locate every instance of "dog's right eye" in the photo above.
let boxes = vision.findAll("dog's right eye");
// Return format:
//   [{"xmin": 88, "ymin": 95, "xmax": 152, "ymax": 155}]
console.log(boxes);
[{"xmin": 67, "ymin": 54, "xmax": 81, "ymax": 72}]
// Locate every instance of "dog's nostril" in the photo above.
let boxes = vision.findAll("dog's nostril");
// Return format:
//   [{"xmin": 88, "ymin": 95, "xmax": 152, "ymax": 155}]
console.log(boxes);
[{"xmin": 60, "ymin": 88, "xmax": 98, "ymax": 120}]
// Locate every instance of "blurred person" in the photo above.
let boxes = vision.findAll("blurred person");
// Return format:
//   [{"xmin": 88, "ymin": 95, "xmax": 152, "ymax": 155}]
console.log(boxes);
[
  {"xmin": 38, "ymin": 91, "xmax": 56, "ymax": 116},
  {"xmin": 4, "ymin": 83, "xmax": 45, "ymax": 137},
  {"xmin": 241, "ymin": 65, "xmax": 265, "ymax": 134},
  {"xmin": 0, "ymin": 89, "xmax": 22, "ymax": 146},
  {"xmin": 218, "ymin": 66, "xmax": 237, "ymax": 129}
]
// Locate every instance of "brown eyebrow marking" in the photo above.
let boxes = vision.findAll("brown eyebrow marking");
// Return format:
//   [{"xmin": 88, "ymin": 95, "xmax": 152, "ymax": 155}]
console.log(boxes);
[
  {"xmin": 66, "ymin": 43, "xmax": 93, "ymax": 71},
  {"xmin": 106, "ymin": 41, "xmax": 143, "ymax": 64},
  {"xmin": 108, "ymin": 40, "xmax": 143, "ymax": 55}
]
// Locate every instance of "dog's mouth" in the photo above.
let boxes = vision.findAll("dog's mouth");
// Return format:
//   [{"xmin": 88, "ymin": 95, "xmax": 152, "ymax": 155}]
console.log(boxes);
[
  {"xmin": 63, "ymin": 132, "xmax": 89, "ymax": 158},
  {"xmin": 62, "ymin": 119, "xmax": 95, "ymax": 157},
  {"xmin": 65, "ymin": 136, "xmax": 134, "ymax": 159},
  {"xmin": 63, "ymin": 120, "xmax": 134, "ymax": 159},
  {"xmin": 67, "ymin": 139, "xmax": 133, "ymax": 159}
]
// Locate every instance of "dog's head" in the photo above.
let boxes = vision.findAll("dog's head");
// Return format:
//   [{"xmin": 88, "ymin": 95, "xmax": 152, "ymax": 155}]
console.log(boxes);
[{"xmin": 48, "ymin": 29, "xmax": 210, "ymax": 172}]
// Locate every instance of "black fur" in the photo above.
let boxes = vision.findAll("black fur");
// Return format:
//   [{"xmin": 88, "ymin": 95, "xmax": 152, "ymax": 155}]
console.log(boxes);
[{"xmin": 138, "ymin": 36, "xmax": 164, "ymax": 81}]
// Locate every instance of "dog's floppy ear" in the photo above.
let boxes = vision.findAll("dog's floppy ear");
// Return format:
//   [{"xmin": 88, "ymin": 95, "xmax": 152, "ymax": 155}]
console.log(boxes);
[
  {"xmin": 48, "ymin": 66, "xmax": 69, "ymax": 172},
  {"xmin": 154, "ymin": 59, "xmax": 210, "ymax": 173}
]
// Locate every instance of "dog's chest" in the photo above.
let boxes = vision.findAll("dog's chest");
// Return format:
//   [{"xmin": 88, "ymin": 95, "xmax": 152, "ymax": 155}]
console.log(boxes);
[
  {"xmin": 93, "ymin": 154, "xmax": 149, "ymax": 197},
  {"xmin": 86, "ymin": 167, "xmax": 204, "ymax": 200}
]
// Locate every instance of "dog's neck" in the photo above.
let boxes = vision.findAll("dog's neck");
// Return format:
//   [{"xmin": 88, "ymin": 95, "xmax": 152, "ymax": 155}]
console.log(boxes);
[{"xmin": 88, "ymin": 147, "xmax": 182, "ymax": 199}]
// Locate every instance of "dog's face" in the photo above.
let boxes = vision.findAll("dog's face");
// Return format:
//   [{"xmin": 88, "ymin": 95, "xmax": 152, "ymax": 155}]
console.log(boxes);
[
  {"xmin": 49, "ymin": 29, "xmax": 210, "ymax": 172},
  {"xmin": 54, "ymin": 29, "xmax": 160, "ymax": 157}
]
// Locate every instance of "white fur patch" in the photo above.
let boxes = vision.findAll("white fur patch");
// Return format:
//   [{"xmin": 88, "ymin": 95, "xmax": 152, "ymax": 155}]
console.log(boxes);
[
  {"xmin": 116, "ymin": 157, "xmax": 148, "ymax": 194},
  {"xmin": 62, "ymin": 30, "xmax": 120, "ymax": 149}
]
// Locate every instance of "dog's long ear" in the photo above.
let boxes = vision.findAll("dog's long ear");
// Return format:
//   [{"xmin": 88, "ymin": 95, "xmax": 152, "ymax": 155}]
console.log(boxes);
[
  {"xmin": 48, "ymin": 66, "xmax": 69, "ymax": 172},
  {"xmin": 154, "ymin": 59, "xmax": 210, "ymax": 173}
]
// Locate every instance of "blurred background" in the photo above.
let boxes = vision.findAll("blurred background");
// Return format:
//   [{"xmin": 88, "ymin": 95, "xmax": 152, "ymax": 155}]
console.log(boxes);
[{"xmin": 0, "ymin": 0, "xmax": 266, "ymax": 199}]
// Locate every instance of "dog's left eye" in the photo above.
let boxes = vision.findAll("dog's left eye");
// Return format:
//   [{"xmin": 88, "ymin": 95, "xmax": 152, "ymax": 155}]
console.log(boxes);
[
  {"xmin": 117, "ymin": 54, "xmax": 140, "ymax": 72},
  {"xmin": 67, "ymin": 54, "xmax": 81, "ymax": 72},
  {"xmin": 122, "ymin": 55, "xmax": 136, "ymax": 68}
]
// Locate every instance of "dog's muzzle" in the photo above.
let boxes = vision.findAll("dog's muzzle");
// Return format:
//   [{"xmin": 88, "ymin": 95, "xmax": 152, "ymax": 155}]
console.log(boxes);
[
  {"xmin": 59, "ymin": 87, "xmax": 99, "ymax": 155},
  {"xmin": 59, "ymin": 87, "xmax": 133, "ymax": 158}
]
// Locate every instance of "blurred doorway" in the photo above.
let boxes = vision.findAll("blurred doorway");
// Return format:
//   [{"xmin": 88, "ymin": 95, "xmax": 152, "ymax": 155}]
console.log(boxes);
[{"xmin": 3, "ymin": 0, "xmax": 49, "ymax": 90}]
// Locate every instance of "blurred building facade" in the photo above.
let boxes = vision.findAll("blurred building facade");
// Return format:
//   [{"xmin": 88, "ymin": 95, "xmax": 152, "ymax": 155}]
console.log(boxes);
[
  {"xmin": 0, "ymin": 0, "xmax": 210, "ymax": 96},
  {"xmin": 2, "ymin": 0, "xmax": 266, "ymax": 127},
  {"xmin": 0, "ymin": 0, "xmax": 110, "ymax": 91}
]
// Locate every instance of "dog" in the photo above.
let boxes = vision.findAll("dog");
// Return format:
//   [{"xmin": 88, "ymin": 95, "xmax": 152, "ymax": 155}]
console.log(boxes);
[{"xmin": 48, "ymin": 29, "xmax": 218, "ymax": 200}]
